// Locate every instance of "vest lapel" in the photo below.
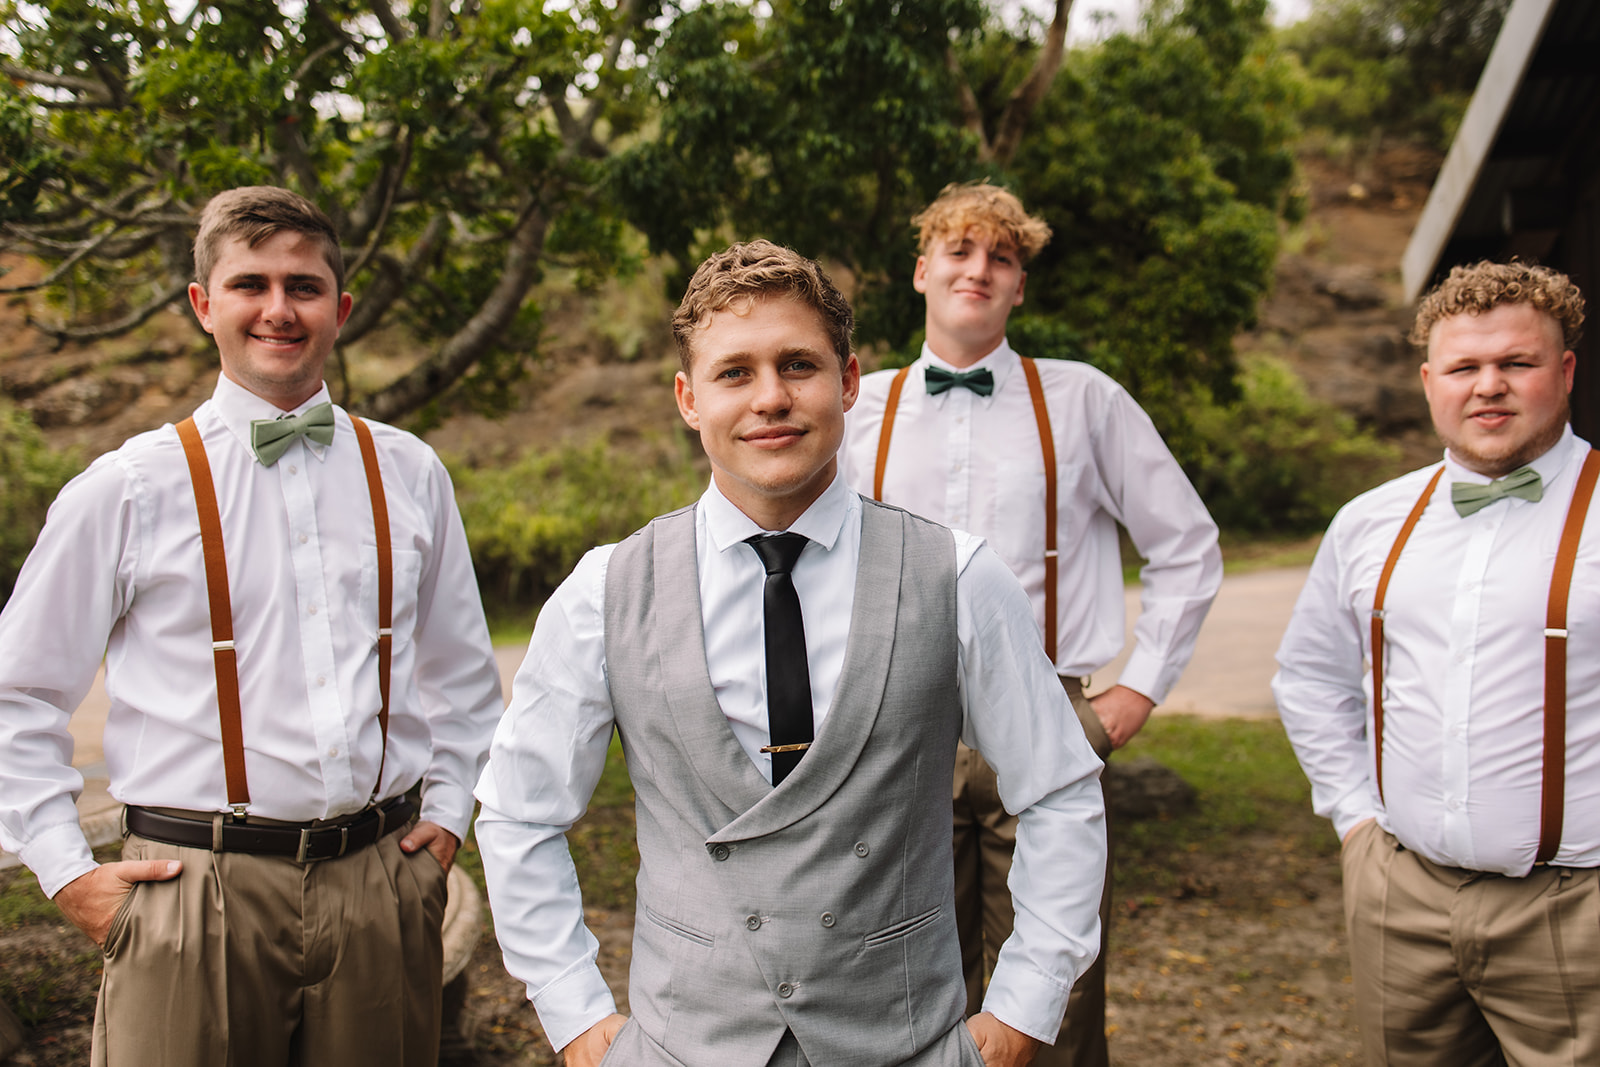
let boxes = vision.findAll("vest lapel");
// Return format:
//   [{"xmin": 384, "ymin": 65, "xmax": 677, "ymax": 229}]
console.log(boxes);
[
  {"xmin": 711, "ymin": 501, "xmax": 903, "ymax": 844},
  {"xmin": 651, "ymin": 508, "xmax": 774, "ymax": 817}
]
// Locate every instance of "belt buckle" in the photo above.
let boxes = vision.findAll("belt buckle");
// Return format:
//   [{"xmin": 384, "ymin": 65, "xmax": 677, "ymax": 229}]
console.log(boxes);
[{"xmin": 296, "ymin": 828, "xmax": 313, "ymax": 863}]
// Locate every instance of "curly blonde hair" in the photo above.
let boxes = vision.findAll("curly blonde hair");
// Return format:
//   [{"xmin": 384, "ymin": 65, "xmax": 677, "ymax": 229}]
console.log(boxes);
[
  {"xmin": 911, "ymin": 182, "xmax": 1052, "ymax": 262},
  {"xmin": 672, "ymin": 240, "xmax": 853, "ymax": 374},
  {"xmin": 1410, "ymin": 260, "xmax": 1585, "ymax": 350}
]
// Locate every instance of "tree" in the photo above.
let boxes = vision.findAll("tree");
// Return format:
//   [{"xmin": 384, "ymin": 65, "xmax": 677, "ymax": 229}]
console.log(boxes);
[
  {"xmin": 1279, "ymin": 0, "xmax": 1510, "ymax": 150},
  {"xmin": 2, "ymin": 0, "xmax": 661, "ymax": 421},
  {"xmin": 1004, "ymin": 0, "xmax": 1303, "ymax": 461}
]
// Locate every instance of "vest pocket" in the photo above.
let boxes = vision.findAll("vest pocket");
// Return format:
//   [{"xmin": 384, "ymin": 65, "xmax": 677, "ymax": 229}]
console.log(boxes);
[
  {"xmin": 863, "ymin": 905, "xmax": 942, "ymax": 948},
  {"xmin": 643, "ymin": 905, "xmax": 715, "ymax": 948}
]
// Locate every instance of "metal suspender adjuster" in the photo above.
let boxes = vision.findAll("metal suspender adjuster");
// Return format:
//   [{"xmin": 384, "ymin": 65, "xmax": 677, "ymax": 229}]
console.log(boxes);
[
  {"xmin": 1546, "ymin": 628, "xmax": 1569, "ymax": 639},
  {"xmin": 1371, "ymin": 609, "xmax": 1387, "ymax": 620}
]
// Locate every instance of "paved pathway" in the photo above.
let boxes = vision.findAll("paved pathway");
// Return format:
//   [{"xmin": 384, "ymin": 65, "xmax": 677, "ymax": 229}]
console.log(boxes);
[{"xmin": 3, "ymin": 565, "xmax": 1310, "ymax": 869}]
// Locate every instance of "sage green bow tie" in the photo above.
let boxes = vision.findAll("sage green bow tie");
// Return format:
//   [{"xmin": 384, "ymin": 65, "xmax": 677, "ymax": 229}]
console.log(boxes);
[
  {"xmin": 1451, "ymin": 466, "xmax": 1543, "ymax": 517},
  {"xmin": 250, "ymin": 402, "xmax": 335, "ymax": 467},
  {"xmin": 925, "ymin": 365, "xmax": 995, "ymax": 397}
]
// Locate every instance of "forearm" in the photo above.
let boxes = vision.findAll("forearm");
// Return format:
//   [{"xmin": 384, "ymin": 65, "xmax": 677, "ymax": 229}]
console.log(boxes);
[{"xmin": 474, "ymin": 808, "xmax": 617, "ymax": 1050}]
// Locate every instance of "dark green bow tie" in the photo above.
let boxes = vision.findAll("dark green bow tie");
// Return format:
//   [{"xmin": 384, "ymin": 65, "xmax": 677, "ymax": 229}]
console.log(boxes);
[
  {"xmin": 924, "ymin": 365, "xmax": 995, "ymax": 397},
  {"xmin": 1451, "ymin": 466, "xmax": 1542, "ymax": 517},
  {"xmin": 250, "ymin": 402, "xmax": 335, "ymax": 467}
]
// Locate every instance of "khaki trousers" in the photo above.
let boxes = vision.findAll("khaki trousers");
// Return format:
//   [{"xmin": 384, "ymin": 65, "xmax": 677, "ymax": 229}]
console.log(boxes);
[
  {"xmin": 1341, "ymin": 819, "xmax": 1600, "ymax": 1067},
  {"xmin": 952, "ymin": 677, "xmax": 1111, "ymax": 1067},
  {"xmin": 91, "ymin": 826, "xmax": 448, "ymax": 1067}
]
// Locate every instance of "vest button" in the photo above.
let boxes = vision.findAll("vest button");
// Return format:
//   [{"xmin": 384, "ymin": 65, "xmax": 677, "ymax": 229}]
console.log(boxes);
[
  {"xmin": 777, "ymin": 982, "xmax": 794, "ymax": 998},
  {"xmin": 854, "ymin": 841, "xmax": 869, "ymax": 857},
  {"xmin": 745, "ymin": 914, "xmax": 762, "ymax": 931},
  {"xmin": 820, "ymin": 912, "xmax": 835, "ymax": 927},
  {"xmin": 710, "ymin": 844, "xmax": 730, "ymax": 861}
]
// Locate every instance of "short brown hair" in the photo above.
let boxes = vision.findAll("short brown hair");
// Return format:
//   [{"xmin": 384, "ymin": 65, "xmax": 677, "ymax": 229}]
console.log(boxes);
[
  {"xmin": 193, "ymin": 186, "xmax": 345, "ymax": 292},
  {"xmin": 1410, "ymin": 260, "xmax": 1585, "ymax": 351},
  {"xmin": 672, "ymin": 240, "xmax": 853, "ymax": 374},
  {"xmin": 912, "ymin": 182, "xmax": 1053, "ymax": 262}
]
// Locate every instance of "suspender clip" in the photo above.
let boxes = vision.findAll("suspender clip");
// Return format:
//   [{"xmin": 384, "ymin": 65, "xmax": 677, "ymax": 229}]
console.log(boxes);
[
  {"xmin": 1546, "ymin": 627, "xmax": 1569, "ymax": 639},
  {"xmin": 230, "ymin": 803, "xmax": 248, "ymax": 820},
  {"xmin": 378, "ymin": 627, "xmax": 393, "ymax": 637},
  {"xmin": 212, "ymin": 640, "xmax": 235, "ymax": 652},
  {"xmin": 1044, "ymin": 549, "xmax": 1059, "ymax": 559}
]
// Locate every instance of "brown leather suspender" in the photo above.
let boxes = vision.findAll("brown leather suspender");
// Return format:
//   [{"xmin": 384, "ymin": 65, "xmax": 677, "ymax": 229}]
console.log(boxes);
[
  {"xmin": 1371, "ymin": 450, "xmax": 1599, "ymax": 861},
  {"xmin": 873, "ymin": 359, "xmax": 1060, "ymax": 657},
  {"xmin": 1539, "ymin": 448, "xmax": 1600, "ymax": 861},
  {"xmin": 872, "ymin": 367, "xmax": 912, "ymax": 503},
  {"xmin": 176, "ymin": 417, "xmax": 250, "ymax": 813},
  {"xmin": 1019, "ymin": 358, "xmax": 1060, "ymax": 660},
  {"xmin": 176, "ymin": 413, "xmax": 393, "ymax": 814},
  {"xmin": 1369, "ymin": 467, "xmax": 1443, "ymax": 807},
  {"xmin": 350, "ymin": 416, "xmax": 395, "ymax": 801}
]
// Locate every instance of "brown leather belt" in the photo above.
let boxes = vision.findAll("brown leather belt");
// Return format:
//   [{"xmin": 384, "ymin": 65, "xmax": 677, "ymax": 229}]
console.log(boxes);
[{"xmin": 125, "ymin": 796, "xmax": 414, "ymax": 862}]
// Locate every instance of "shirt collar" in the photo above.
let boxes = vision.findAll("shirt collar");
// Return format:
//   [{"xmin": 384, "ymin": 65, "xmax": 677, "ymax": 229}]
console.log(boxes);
[
  {"xmin": 918, "ymin": 338, "xmax": 1019, "ymax": 403},
  {"xmin": 701, "ymin": 470, "xmax": 856, "ymax": 555},
  {"xmin": 209, "ymin": 374, "xmax": 335, "ymax": 462},
  {"xmin": 1442, "ymin": 425, "xmax": 1578, "ymax": 491}
]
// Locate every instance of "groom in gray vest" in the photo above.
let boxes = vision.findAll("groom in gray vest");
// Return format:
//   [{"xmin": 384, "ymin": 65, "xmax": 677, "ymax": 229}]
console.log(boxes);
[{"xmin": 475, "ymin": 240, "xmax": 1106, "ymax": 1067}]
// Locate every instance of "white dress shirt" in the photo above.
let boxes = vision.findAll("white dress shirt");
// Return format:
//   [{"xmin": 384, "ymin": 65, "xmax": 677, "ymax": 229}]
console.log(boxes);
[
  {"xmin": 1273, "ymin": 429, "xmax": 1600, "ymax": 875},
  {"xmin": 0, "ymin": 375, "xmax": 504, "ymax": 897},
  {"xmin": 840, "ymin": 342, "xmax": 1221, "ymax": 702},
  {"xmin": 475, "ymin": 474, "xmax": 1107, "ymax": 1050}
]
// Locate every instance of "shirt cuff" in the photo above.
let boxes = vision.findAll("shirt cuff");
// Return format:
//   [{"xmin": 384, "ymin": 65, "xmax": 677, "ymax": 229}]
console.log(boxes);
[
  {"xmin": 418, "ymin": 782, "xmax": 476, "ymax": 843},
  {"xmin": 531, "ymin": 959, "xmax": 619, "ymax": 1054},
  {"xmin": 21, "ymin": 821, "xmax": 99, "ymax": 900},
  {"xmin": 981, "ymin": 961, "xmax": 1072, "ymax": 1045},
  {"xmin": 1113, "ymin": 649, "xmax": 1173, "ymax": 707}
]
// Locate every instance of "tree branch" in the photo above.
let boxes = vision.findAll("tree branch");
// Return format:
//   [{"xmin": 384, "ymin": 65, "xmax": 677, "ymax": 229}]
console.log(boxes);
[
  {"xmin": 344, "ymin": 131, "xmax": 413, "ymax": 283},
  {"xmin": 990, "ymin": 0, "xmax": 1073, "ymax": 166},
  {"xmin": 367, "ymin": 0, "xmax": 409, "ymax": 41},
  {"xmin": 0, "ymin": 62, "xmax": 112, "ymax": 101},
  {"xmin": 339, "ymin": 213, "xmax": 449, "ymax": 345},
  {"xmin": 358, "ymin": 201, "xmax": 547, "ymax": 422},
  {"xmin": 945, "ymin": 47, "xmax": 992, "ymax": 161},
  {"xmin": 31, "ymin": 279, "xmax": 190, "ymax": 345}
]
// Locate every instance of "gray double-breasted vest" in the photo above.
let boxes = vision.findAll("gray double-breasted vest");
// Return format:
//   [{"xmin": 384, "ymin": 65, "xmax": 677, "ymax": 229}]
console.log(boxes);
[{"xmin": 600, "ymin": 499, "xmax": 984, "ymax": 1066}]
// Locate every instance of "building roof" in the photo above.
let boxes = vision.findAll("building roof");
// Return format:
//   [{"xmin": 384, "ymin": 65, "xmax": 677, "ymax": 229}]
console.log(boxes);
[{"xmin": 1401, "ymin": 0, "xmax": 1600, "ymax": 301}]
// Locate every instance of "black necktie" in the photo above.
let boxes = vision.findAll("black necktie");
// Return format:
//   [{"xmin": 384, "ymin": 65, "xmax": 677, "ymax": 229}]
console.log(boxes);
[{"xmin": 746, "ymin": 533, "xmax": 814, "ymax": 785}]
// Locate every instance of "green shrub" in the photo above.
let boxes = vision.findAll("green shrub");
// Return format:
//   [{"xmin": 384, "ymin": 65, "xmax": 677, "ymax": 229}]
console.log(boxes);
[
  {"xmin": 451, "ymin": 438, "xmax": 703, "ymax": 615},
  {"xmin": 1187, "ymin": 354, "xmax": 1401, "ymax": 533},
  {"xmin": 0, "ymin": 399, "xmax": 82, "ymax": 608}
]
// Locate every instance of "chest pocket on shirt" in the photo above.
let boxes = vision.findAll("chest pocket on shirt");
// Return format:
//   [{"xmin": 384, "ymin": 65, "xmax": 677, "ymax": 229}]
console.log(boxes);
[
  {"xmin": 357, "ymin": 546, "xmax": 424, "ymax": 648},
  {"xmin": 988, "ymin": 455, "xmax": 1048, "ymax": 570}
]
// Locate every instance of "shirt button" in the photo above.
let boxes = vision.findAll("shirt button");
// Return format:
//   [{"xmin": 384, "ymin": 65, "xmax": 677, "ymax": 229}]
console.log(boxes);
[
  {"xmin": 308, "ymin": 604, "xmax": 318, "ymax": 615},
  {"xmin": 776, "ymin": 982, "xmax": 794, "ymax": 998},
  {"xmin": 745, "ymin": 914, "xmax": 762, "ymax": 931},
  {"xmin": 820, "ymin": 912, "xmax": 835, "ymax": 927},
  {"xmin": 316, "ymin": 676, "xmax": 326, "ymax": 687},
  {"xmin": 854, "ymin": 842, "xmax": 869, "ymax": 857},
  {"xmin": 710, "ymin": 844, "xmax": 730, "ymax": 862},
  {"xmin": 298, "ymin": 533, "xmax": 309, "ymax": 544},
  {"xmin": 287, "ymin": 464, "xmax": 298, "ymax": 475},
  {"xmin": 327, "ymin": 747, "xmax": 338, "ymax": 758}
]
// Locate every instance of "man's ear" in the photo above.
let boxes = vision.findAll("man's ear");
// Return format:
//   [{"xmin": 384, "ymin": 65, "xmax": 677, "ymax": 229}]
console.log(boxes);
[
  {"xmin": 674, "ymin": 370, "xmax": 701, "ymax": 431},
  {"xmin": 1013, "ymin": 270, "xmax": 1026, "ymax": 307},
  {"xmin": 912, "ymin": 255, "xmax": 930, "ymax": 294},
  {"xmin": 188, "ymin": 282, "xmax": 215, "ymax": 334},
  {"xmin": 840, "ymin": 353, "xmax": 861, "ymax": 414}
]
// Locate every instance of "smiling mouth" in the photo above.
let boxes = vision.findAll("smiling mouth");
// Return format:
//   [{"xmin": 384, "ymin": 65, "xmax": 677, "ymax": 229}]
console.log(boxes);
[
  {"xmin": 743, "ymin": 426, "xmax": 806, "ymax": 447},
  {"xmin": 250, "ymin": 333, "xmax": 305, "ymax": 347}
]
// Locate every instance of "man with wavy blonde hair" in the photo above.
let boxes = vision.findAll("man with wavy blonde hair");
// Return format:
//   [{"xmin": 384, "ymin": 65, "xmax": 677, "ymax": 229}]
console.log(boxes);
[
  {"xmin": 842, "ymin": 183, "xmax": 1221, "ymax": 1066},
  {"xmin": 1275, "ymin": 260, "xmax": 1600, "ymax": 1065},
  {"xmin": 477, "ymin": 239, "xmax": 1107, "ymax": 1067}
]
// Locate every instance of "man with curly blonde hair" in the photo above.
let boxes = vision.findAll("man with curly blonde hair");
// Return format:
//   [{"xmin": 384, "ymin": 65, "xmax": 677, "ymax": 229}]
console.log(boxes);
[
  {"xmin": 841, "ymin": 183, "xmax": 1222, "ymax": 1066},
  {"xmin": 478, "ymin": 239, "xmax": 1107, "ymax": 1067},
  {"xmin": 1275, "ymin": 260, "xmax": 1600, "ymax": 1065}
]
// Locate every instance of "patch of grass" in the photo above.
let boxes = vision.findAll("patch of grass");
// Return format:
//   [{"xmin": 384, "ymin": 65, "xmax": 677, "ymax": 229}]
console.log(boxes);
[
  {"xmin": 0, "ymin": 864, "xmax": 59, "ymax": 929},
  {"xmin": 1114, "ymin": 715, "xmax": 1338, "ymax": 895}
]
